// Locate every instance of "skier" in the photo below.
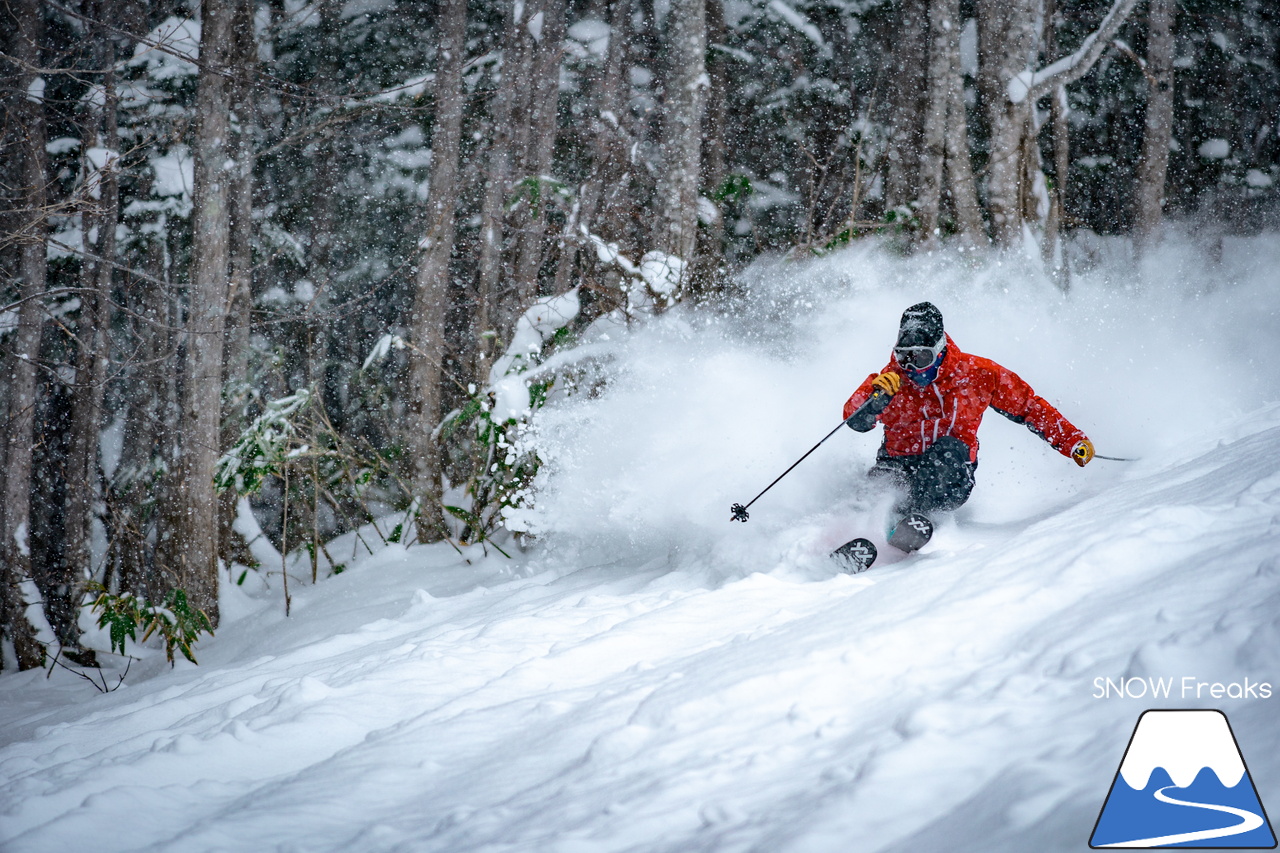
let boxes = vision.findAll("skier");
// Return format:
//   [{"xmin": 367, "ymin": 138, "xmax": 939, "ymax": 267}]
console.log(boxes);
[{"xmin": 842, "ymin": 301, "xmax": 1093, "ymax": 554}]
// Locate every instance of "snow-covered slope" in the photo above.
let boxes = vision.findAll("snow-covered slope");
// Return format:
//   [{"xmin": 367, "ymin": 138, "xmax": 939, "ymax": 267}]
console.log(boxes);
[{"xmin": 2, "ymin": 236, "xmax": 1279, "ymax": 853}]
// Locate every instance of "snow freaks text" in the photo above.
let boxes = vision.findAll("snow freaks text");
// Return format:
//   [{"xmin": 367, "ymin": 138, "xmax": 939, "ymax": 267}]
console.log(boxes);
[{"xmin": 1093, "ymin": 677, "xmax": 1274, "ymax": 701}]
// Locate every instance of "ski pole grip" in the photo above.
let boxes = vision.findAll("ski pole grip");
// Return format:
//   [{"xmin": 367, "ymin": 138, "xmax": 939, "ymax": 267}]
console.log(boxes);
[{"xmin": 844, "ymin": 387, "xmax": 892, "ymax": 432}]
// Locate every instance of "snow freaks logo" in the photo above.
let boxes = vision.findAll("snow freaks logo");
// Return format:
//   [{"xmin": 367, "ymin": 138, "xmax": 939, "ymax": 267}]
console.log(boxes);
[
  {"xmin": 1092, "ymin": 676, "xmax": 1273, "ymax": 701},
  {"xmin": 1090, "ymin": 710, "xmax": 1277, "ymax": 849}
]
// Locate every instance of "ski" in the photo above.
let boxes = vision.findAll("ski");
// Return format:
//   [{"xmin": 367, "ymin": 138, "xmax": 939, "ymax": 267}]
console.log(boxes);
[
  {"xmin": 887, "ymin": 512, "xmax": 933, "ymax": 553},
  {"xmin": 831, "ymin": 537, "xmax": 877, "ymax": 573},
  {"xmin": 832, "ymin": 513, "xmax": 934, "ymax": 573}
]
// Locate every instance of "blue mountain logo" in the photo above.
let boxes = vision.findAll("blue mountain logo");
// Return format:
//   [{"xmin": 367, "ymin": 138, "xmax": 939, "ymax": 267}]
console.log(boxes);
[{"xmin": 1091, "ymin": 709, "xmax": 1276, "ymax": 848}]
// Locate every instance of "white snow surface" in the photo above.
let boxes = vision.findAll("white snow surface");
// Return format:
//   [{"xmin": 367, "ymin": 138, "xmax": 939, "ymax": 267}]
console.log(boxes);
[{"xmin": 4, "ymin": 234, "xmax": 1280, "ymax": 852}]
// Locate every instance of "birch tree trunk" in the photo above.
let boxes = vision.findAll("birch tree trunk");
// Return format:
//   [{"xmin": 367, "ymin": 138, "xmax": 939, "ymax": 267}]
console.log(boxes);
[
  {"xmin": 160, "ymin": 0, "xmax": 236, "ymax": 625},
  {"xmin": 882, "ymin": 0, "xmax": 928, "ymax": 216},
  {"xmin": 1041, "ymin": 83, "xmax": 1070, "ymax": 287},
  {"xmin": 692, "ymin": 0, "xmax": 728, "ymax": 292},
  {"xmin": 981, "ymin": 0, "xmax": 1141, "ymax": 247},
  {"xmin": 408, "ymin": 0, "xmax": 467, "ymax": 544},
  {"xmin": 511, "ymin": 0, "xmax": 566, "ymax": 307},
  {"xmin": 916, "ymin": 0, "xmax": 958, "ymax": 248},
  {"xmin": 653, "ymin": 0, "xmax": 706, "ymax": 272},
  {"xmin": 1, "ymin": 0, "xmax": 50, "ymax": 670},
  {"xmin": 62, "ymin": 104, "xmax": 104, "ymax": 614},
  {"xmin": 976, "ymin": 0, "xmax": 1039, "ymax": 248},
  {"xmin": 220, "ymin": 0, "xmax": 257, "ymax": 568},
  {"xmin": 1038, "ymin": 0, "xmax": 1065, "ymax": 279},
  {"xmin": 58, "ymin": 7, "xmax": 118, "ymax": 658},
  {"xmin": 943, "ymin": 48, "xmax": 985, "ymax": 245},
  {"xmin": 1134, "ymin": 0, "xmax": 1175, "ymax": 255},
  {"xmin": 556, "ymin": 0, "xmax": 633, "ymax": 292},
  {"xmin": 109, "ymin": 239, "xmax": 168, "ymax": 602},
  {"xmin": 475, "ymin": 2, "xmax": 531, "ymax": 370}
]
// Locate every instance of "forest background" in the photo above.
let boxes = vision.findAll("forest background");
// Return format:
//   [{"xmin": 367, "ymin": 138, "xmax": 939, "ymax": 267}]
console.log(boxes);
[{"xmin": 1, "ymin": 0, "xmax": 1277, "ymax": 672}]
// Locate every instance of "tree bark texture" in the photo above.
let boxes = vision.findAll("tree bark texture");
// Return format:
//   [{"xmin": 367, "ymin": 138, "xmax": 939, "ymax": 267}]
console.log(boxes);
[
  {"xmin": 58, "ymin": 8, "xmax": 118, "ymax": 657},
  {"xmin": 408, "ymin": 0, "xmax": 467, "ymax": 544},
  {"xmin": 882, "ymin": 0, "xmax": 928, "ymax": 215},
  {"xmin": 980, "ymin": 0, "xmax": 1141, "ymax": 247},
  {"xmin": 916, "ymin": 0, "xmax": 958, "ymax": 248},
  {"xmin": 1041, "ymin": 83, "xmax": 1071, "ymax": 287},
  {"xmin": 1134, "ymin": 0, "xmax": 1174, "ymax": 254},
  {"xmin": 976, "ymin": 0, "xmax": 1040, "ymax": 248},
  {"xmin": 160, "ymin": 0, "xmax": 236, "ymax": 625},
  {"xmin": 475, "ymin": 1, "xmax": 531, "ymax": 370},
  {"xmin": 588, "ymin": 0, "xmax": 636, "ymax": 246},
  {"xmin": 2, "ymin": 0, "xmax": 50, "ymax": 670},
  {"xmin": 510, "ymin": 0, "xmax": 566, "ymax": 308},
  {"xmin": 556, "ymin": 0, "xmax": 634, "ymax": 297},
  {"xmin": 108, "ymin": 240, "xmax": 170, "ymax": 602},
  {"xmin": 943, "ymin": 49, "xmax": 985, "ymax": 245},
  {"xmin": 220, "ymin": 0, "xmax": 258, "ymax": 569},
  {"xmin": 692, "ymin": 0, "xmax": 729, "ymax": 292},
  {"xmin": 653, "ymin": 0, "xmax": 706, "ymax": 268}
]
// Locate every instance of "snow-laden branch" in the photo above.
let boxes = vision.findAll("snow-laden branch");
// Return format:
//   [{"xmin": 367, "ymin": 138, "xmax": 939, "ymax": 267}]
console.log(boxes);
[
  {"xmin": 766, "ymin": 0, "xmax": 825, "ymax": 48},
  {"xmin": 1008, "ymin": 0, "xmax": 1141, "ymax": 104}
]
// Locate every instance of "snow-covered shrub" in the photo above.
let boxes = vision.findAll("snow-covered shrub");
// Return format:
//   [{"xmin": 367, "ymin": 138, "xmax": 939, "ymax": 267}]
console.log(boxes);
[
  {"xmin": 438, "ymin": 384, "xmax": 541, "ymax": 551},
  {"xmin": 215, "ymin": 384, "xmax": 418, "ymax": 576},
  {"xmin": 215, "ymin": 390, "xmax": 313, "ymax": 496},
  {"xmin": 88, "ymin": 585, "xmax": 214, "ymax": 666},
  {"xmin": 436, "ymin": 289, "xmax": 584, "ymax": 549}
]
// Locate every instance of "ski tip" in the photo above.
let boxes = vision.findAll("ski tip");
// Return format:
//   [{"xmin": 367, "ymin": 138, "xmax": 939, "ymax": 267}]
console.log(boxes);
[
  {"xmin": 832, "ymin": 537, "xmax": 877, "ymax": 573},
  {"xmin": 887, "ymin": 513, "xmax": 933, "ymax": 553}
]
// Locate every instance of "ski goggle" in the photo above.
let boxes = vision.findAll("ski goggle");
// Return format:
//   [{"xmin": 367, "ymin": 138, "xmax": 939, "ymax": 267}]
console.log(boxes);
[{"xmin": 894, "ymin": 338, "xmax": 945, "ymax": 371}]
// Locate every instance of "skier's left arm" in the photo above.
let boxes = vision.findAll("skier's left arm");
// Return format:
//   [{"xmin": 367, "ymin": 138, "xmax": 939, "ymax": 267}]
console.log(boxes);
[{"xmin": 989, "ymin": 366, "xmax": 1092, "ymax": 465}]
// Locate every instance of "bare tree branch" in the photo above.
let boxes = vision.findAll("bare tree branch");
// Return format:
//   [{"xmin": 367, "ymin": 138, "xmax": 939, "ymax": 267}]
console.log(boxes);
[{"xmin": 1008, "ymin": 0, "xmax": 1141, "ymax": 104}]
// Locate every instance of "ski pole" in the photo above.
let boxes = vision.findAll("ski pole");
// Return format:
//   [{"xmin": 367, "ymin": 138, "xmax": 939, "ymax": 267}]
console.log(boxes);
[
  {"xmin": 1095, "ymin": 454, "xmax": 1139, "ymax": 462},
  {"xmin": 731, "ymin": 388, "xmax": 892, "ymax": 522}
]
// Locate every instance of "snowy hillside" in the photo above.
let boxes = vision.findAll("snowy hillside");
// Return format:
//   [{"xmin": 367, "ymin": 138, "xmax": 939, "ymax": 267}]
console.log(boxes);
[{"xmin": 3, "ymin": 236, "xmax": 1280, "ymax": 852}]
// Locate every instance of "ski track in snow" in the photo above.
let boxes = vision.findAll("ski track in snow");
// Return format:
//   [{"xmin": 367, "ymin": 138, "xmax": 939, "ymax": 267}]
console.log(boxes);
[{"xmin": 3, "ymin": 238, "xmax": 1280, "ymax": 852}]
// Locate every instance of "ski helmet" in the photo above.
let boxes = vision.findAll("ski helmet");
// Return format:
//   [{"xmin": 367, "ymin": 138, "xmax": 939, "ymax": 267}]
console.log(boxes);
[{"xmin": 894, "ymin": 302, "xmax": 946, "ymax": 384}]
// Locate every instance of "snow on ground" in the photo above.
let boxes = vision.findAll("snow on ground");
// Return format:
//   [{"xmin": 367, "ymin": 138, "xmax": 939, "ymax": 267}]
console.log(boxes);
[{"xmin": 3, "ymin": 233, "xmax": 1280, "ymax": 852}]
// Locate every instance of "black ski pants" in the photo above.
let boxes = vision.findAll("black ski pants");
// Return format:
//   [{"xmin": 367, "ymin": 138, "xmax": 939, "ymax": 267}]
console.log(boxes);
[{"xmin": 868, "ymin": 436, "xmax": 976, "ymax": 517}]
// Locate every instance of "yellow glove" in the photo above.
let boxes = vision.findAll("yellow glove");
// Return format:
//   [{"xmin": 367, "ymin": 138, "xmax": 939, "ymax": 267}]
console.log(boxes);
[
  {"xmin": 872, "ymin": 372, "xmax": 901, "ymax": 396},
  {"xmin": 1071, "ymin": 439, "xmax": 1094, "ymax": 467}
]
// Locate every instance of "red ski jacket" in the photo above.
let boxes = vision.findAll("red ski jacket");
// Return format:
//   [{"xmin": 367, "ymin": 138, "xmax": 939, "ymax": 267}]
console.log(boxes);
[{"xmin": 842, "ymin": 335, "xmax": 1086, "ymax": 463}]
